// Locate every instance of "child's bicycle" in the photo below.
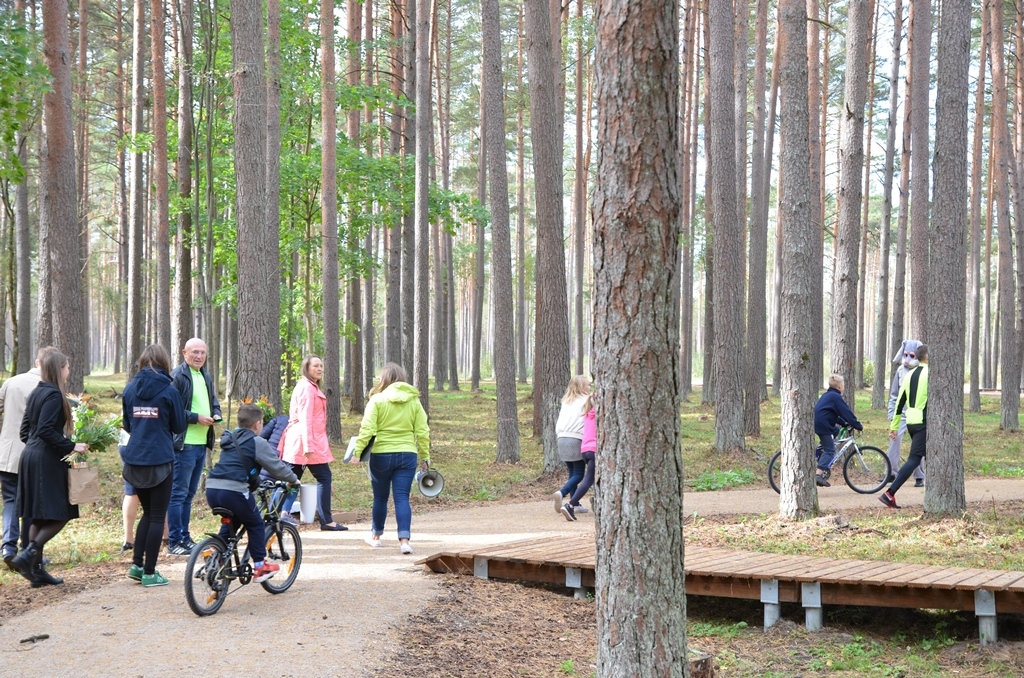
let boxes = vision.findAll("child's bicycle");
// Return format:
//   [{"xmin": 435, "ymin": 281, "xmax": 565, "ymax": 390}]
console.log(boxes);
[
  {"xmin": 184, "ymin": 480, "xmax": 303, "ymax": 617},
  {"xmin": 768, "ymin": 426, "xmax": 890, "ymax": 495}
]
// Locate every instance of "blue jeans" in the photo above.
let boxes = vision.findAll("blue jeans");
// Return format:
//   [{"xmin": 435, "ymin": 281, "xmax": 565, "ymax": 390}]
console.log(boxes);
[
  {"xmin": 815, "ymin": 433, "xmax": 836, "ymax": 472},
  {"xmin": 206, "ymin": 488, "xmax": 267, "ymax": 564},
  {"xmin": 168, "ymin": 444, "xmax": 206, "ymax": 545},
  {"xmin": 0, "ymin": 471, "xmax": 29, "ymax": 557},
  {"xmin": 559, "ymin": 460, "xmax": 587, "ymax": 499},
  {"xmin": 569, "ymin": 452, "xmax": 595, "ymax": 506},
  {"xmin": 368, "ymin": 452, "xmax": 418, "ymax": 540}
]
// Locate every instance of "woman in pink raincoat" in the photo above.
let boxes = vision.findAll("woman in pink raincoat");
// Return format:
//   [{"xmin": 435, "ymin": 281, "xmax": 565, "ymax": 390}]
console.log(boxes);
[{"xmin": 279, "ymin": 355, "xmax": 347, "ymax": 530}]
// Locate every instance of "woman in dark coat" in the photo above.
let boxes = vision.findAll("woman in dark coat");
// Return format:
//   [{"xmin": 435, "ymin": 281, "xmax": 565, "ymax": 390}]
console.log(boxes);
[{"xmin": 11, "ymin": 350, "xmax": 87, "ymax": 586}]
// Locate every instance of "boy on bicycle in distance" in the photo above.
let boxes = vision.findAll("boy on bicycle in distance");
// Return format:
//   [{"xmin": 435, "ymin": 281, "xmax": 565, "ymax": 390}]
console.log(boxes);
[
  {"xmin": 813, "ymin": 375, "xmax": 863, "ymax": 487},
  {"xmin": 206, "ymin": 403, "xmax": 299, "ymax": 582}
]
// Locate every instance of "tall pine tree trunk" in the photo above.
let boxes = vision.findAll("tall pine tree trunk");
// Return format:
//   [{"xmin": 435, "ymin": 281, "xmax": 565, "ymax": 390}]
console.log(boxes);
[
  {"xmin": 152, "ymin": 0, "xmax": 171, "ymax": 350},
  {"xmin": 125, "ymin": 0, "xmax": 146, "ymax": 377},
  {"xmin": 872, "ymin": 0, "xmax": 903, "ymax": 410},
  {"xmin": 174, "ymin": 0, "xmax": 195, "ymax": 360},
  {"xmin": 778, "ymin": 0, "xmax": 817, "ymax": 520},
  {"xmin": 830, "ymin": 0, "xmax": 868, "ymax": 409},
  {"xmin": 482, "ymin": 0, "xmax": 519, "ymax": 463},
  {"xmin": 925, "ymin": 0, "xmax": 969, "ymax": 515},
  {"xmin": 908, "ymin": 0, "xmax": 931, "ymax": 339},
  {"xmin": 525, "ymin": 0, "xmax": 571, "ymax": 471},
  {"xmin": 592, "ymin": 0, "xmax": 686, "ymax": 671},
  {"xmin": 967, "ymin": 7, "xmax": 988, "ymax": 413},
  {"xmin": 413, "ymin": 0, "xmax": 430, "ymax": 409},
  {"xmin": 232, "ymin": 0, "xmax": 276, "ymax": 405},
  {"xmin": 42, "ymin": 0, "xmax": 85, "ymax": 391},
  {"xmin": 321, "ymin": 0, "xmax": 343, "ymax": 440},
  {"xmin": 709, "ymin": 0, "xmax": 744, "ymax": 453},
  {"xmin": 990, "ymin": 0, "xmax": 1019, "ymax": 430}
]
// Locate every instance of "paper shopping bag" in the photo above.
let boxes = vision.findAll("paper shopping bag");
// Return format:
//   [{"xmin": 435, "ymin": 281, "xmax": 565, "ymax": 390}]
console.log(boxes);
[{"xmin": 68, "ymin": 463, "xmax": 100, "ymax": 505}]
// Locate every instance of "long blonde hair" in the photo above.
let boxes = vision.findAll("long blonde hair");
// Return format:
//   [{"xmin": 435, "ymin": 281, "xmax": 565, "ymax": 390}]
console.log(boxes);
[
  {"xmin": 369, "ymin": 362, "xmax": 408, "ymax": 396},
  {"xmin": 561, "ymin": 375, "xmax": 591, "ymax": 403}
]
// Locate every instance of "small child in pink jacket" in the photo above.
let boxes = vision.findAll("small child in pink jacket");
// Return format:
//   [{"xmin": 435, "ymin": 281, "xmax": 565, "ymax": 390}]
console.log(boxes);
[{"xmin": 561, "ymin": 395, "xmax": 595, "ymax": 522}]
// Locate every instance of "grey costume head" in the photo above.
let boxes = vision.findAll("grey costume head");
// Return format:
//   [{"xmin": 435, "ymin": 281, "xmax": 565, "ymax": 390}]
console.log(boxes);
[{"xmin": 892, "ymin": 339, "xmax": 922, "ymax": 369}]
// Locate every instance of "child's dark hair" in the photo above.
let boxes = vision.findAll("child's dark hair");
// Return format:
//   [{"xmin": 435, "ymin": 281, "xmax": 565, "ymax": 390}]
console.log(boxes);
[
  {"xmin": 916, "ymin": 344, "xmax": 928, "ymax": 362},
  {"xmin": 237, "ymin": 403, "xmax": 263, "ymax": 430}
]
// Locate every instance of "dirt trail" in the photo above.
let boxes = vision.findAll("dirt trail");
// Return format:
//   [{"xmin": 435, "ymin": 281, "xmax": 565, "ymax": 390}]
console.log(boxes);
[{"xmin": 2, "ymin": 478, "xmax": 1022, "ymax": 676}]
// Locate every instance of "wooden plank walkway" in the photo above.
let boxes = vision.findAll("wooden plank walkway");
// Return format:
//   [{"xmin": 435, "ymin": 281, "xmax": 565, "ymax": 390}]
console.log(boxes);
[{"xmin": 417, "ymin": 535, "xmax": 1024, "ymax": 645}]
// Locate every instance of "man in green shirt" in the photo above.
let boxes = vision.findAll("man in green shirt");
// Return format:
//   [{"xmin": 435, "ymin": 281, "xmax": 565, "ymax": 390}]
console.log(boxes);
[{"xmin": 168, "ymin": 338, "xmax": 222, "ymax": 554}]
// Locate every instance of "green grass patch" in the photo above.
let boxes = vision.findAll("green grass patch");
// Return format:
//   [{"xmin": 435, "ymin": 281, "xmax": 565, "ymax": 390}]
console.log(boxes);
[{"xmin": 690, "ymin": 468, "xmax": 757, "ymax": 491}]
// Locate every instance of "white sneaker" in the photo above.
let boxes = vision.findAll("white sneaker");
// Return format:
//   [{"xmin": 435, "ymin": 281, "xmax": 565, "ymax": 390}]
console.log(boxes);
[
  {"xmin": 364, "ymin": 535, "xmax": 382, "ymax": 548},
  {"xmin": 574, "ymin": 503, "xmax": 590, "ymax": 514},
  {"xmin": 553, "ymin": 490, "xmax": 564, "ymax": 513},
  {"xmin": 400, "ymin": 542, "xmax": 413, "ymax": 555}
]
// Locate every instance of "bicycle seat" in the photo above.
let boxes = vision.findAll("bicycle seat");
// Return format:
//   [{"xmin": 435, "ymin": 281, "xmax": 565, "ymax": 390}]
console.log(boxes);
[{"xmin": 211, "ymin": 507, "xmax": 235, "ymax": 519}]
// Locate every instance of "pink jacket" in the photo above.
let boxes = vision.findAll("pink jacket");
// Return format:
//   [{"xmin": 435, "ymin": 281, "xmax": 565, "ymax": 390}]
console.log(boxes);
[
  {"xmin": 581, "ymin": 408, "xmax": 596, "ymax": 454},
  {"xmin": 279, "ymin": 377, "xmax": 334, "ymax": 465}
]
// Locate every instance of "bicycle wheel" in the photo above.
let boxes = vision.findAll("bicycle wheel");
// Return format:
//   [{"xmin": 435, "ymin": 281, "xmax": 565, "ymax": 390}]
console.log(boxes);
[
  {"xmin": 184, "ymin": 537, "xmax": 231, "ymax": 616},
  {"xmin": 842, "ymin": 445, "xmax": 891, "ymax": 494},
  {"xmin": 261, "ymin": 522, "xmax": 302, "ymax": 594},
  {"xmin": 768, "ymin": 451, "xmax": 782, "ymax": 494}
]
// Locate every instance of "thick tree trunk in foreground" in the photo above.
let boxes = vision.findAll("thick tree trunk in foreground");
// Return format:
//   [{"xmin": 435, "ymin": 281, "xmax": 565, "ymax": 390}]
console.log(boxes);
[
  {"xmin": 778, "ymin": 0, "xmax": 818, "ymax": 520},
  {"xmin": 482, "ymin": 0, "xmax": 520, "ymax": 463},
  {"xmin": 592, "ymin": 0, "xmax": 686, "ymax": 672},
  {"xmin": 924, "ymin": 0, "xmax": 969, "ymax": 515},
  {"xmin": 525, "ymin": 0, "xmax": 571, "ymax": 472},
  {"xmin": 708, "ymin": 0, "xmax": 744, "ymax": 453}
]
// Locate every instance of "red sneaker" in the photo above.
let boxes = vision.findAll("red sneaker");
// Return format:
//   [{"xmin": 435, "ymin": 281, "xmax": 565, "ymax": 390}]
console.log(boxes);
[
  {"xmin": 878, "ymin": 491, "xmax": 900, "ymax": 509},
  {"xmin": 253, "ymin": 562, "xmax": 280, "ymax": 583}
]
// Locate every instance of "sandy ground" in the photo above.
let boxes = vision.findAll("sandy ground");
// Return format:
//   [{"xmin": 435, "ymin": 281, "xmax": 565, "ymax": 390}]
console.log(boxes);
[{"xmin": 0, "ymin": 477, "xmax": 1021, "ymax": 676}]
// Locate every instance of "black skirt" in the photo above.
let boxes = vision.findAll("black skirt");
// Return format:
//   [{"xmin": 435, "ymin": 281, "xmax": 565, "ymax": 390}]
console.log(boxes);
[{"xmin": 16, "ymin": 440, "xmax": 79, "ymax": 522}]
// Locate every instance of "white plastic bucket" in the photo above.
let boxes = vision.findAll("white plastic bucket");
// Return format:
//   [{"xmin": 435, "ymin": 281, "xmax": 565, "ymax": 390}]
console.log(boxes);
[{"xmin": 298, "ymin": 483, "xmax": 318, "ymax": 524}]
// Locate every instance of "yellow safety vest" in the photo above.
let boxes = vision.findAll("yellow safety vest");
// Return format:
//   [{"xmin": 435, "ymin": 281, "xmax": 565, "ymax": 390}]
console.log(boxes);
[{"xmin": 891, "ymin": 364, "xmax": 928, "ymax": 429}]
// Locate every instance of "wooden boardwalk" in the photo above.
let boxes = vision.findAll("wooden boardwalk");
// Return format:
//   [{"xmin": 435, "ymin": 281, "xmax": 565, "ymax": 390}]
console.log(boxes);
[{"xmin": 417, "ymin": 535, "xmax": 1024, "ymax": 645}]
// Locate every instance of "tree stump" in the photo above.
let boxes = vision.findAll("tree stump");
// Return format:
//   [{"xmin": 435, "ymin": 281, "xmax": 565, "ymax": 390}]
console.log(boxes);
[{"xmin": 689, "ymin": 649, "xmax": 714, "ymax": 677}]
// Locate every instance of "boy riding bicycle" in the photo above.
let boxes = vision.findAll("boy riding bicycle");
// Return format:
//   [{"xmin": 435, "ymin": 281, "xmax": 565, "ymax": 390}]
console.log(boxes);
[
  {"xmin": 814, "ymin": 375, "xmax": 863, "ymax": 487},
  {"xmin": 205, "ymin": 404, "xmax": 299, "ymax": 582}
]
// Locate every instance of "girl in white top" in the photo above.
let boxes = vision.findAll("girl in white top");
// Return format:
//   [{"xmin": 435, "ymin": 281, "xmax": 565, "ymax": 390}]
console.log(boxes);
[{"xmin": 553, "ymin": 375, "xmax": 590, "ymax": 513}]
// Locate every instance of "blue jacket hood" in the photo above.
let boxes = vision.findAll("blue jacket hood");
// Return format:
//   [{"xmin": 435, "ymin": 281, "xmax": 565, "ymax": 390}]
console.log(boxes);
[{"xmin": 132, "ymin": 367, "xmax": 173, "ymax": 400}]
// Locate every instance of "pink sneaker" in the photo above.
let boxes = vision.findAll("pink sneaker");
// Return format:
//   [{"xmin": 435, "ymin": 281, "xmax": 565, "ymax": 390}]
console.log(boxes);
[{"xmin": 253, "ymin": 562, "xmax": 280, "ymax": 583}]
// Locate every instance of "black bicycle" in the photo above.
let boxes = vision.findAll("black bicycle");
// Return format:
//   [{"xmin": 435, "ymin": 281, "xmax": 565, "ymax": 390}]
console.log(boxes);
[
  {"xmin": 184, "ymin": 480, "xmax": 303, "ymax": 617},
  {"xmin": 768, "ymin": 427, "xmax": 890, "ymax": 495}
]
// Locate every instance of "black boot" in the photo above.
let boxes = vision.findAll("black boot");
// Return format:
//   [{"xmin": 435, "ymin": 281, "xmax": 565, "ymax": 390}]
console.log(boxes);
[
  {"xmin": 31, "ymin": 548, "xmax": 62, "ymax": 587},
  {"xmin": 10, "ymin": 542, "xmax": 40, "ymax": 584}
]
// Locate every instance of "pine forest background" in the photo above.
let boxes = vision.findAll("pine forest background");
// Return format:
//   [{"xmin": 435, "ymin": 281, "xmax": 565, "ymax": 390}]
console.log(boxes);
[{"xmin": 0, "ymin": 0, "xmax": 1020, "ymax": 453}]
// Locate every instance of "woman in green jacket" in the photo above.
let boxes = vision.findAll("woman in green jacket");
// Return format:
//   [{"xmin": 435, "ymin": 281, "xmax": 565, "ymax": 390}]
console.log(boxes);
[{"xmin": 349, "ymin": 363, "xmax": 429, "ymax": 554}]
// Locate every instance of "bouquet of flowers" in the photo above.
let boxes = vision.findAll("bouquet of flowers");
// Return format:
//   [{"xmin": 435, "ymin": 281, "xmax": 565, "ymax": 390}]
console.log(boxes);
[
  {"xmin": 241, "ymin": 395, "xmax": 276, "ymax": 424},
  {"xmin": 63, "ymin": 394, "xmax": 121, "ymax": 464}
]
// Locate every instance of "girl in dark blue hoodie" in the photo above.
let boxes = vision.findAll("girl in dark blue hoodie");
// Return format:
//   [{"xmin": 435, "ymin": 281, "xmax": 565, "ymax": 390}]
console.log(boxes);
[{"xmin": 121, "ymin": 345, "xmax": 187, "ymax": 587}]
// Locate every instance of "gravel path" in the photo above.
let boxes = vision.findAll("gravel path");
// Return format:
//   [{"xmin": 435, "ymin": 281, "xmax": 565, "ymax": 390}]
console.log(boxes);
[{"xmin": 1, "ymin": 477, "xmax": 1021, "ymax": 675}]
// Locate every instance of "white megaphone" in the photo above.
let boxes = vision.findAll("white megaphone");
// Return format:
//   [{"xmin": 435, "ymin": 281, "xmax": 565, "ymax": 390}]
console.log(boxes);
[{"xmin": 415, "ymin": 466, "xmax": 444, "ymax": 498}]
